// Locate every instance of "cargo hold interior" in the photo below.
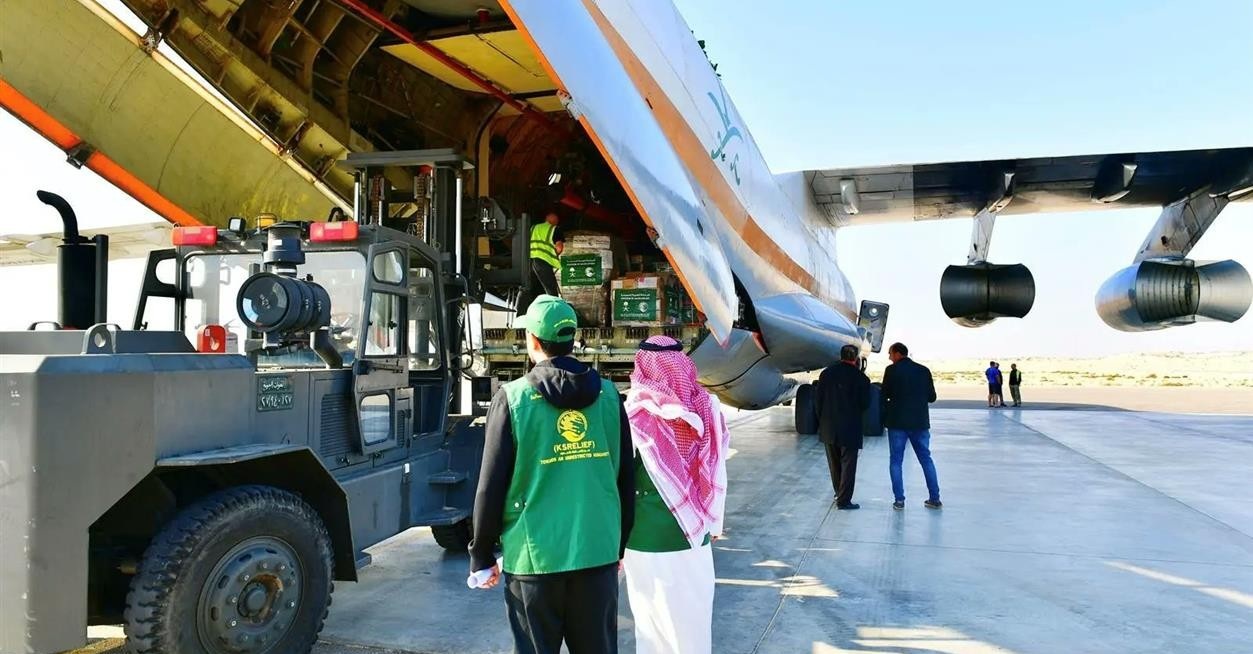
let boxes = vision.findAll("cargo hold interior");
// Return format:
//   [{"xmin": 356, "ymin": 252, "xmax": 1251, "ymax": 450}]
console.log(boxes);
[{"xmin": 332, "ymin": 5, "xmax": 711, "ymax": 380}]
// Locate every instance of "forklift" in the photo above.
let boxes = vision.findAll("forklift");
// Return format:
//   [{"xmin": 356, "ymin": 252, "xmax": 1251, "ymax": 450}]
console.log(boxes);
[{"xmin": 0, "ymin": 150, "xmax": 490, "ymax": 654}]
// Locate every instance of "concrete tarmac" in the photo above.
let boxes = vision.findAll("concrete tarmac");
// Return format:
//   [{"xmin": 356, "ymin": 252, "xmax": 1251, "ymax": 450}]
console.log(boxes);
[
  {"xmin": 80, "ymin": 405, "xmax": 1253, "ymax": 653},
  {"xmin": 931, "ymin": 384, "xmax": 1253, "ymax": 415}
]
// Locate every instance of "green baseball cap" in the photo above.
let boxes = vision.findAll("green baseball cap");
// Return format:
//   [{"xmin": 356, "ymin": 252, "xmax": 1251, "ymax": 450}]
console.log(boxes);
[{"xmin": 515, "ymin": 295, "xmax": 578, "ymax": 342}]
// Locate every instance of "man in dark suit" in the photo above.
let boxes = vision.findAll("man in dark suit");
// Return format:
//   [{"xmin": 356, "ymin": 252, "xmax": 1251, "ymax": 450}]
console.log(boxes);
[
  {"xmin": 880, "ymin": 342, "xmax": 942, "ymax": 511},
  {"xmin": 815, "ymin": 344, "xmax": 871, "ymax": 510}
]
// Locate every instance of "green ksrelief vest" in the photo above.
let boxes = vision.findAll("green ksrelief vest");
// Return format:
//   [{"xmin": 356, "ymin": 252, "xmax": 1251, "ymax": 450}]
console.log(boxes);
[
  {"xmin": 529, "ymin": 222, "xmax": 561, "ymax": 269},
  {"xmin": 501, "ymin": 374, "xmax": 622, "ymax": 575}
]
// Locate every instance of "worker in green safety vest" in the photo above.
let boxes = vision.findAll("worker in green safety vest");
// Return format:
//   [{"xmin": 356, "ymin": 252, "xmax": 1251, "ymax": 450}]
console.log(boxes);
[
  {"xmin": 469, "ymin": 294, "xmax": 635, "ymax": 653},
  {"xmin": 518, "ymin": 211, "xmax": 565, "ymax": 315}
]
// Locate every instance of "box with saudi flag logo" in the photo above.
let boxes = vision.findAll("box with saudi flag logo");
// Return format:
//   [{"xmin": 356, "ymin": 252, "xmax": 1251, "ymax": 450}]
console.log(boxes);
[
  {"xmin": 557, "ymin": 232, "xmax": 621, "ymax": 327},
  {"xmin": 560, "ymin": 253, "xmax": 606, "ymax": 286},
  {"xmin": 611, "ymin": 274, "xmax": 683, "ymax": 326}
]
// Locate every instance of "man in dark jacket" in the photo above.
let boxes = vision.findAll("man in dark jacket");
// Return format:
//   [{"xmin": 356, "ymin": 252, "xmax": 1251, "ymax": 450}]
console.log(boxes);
[
  {"xmin": 815, "ymin": 344, "xmax": 871, "ymax": 510},
  {"xmin": 1009, "ymin": 363, "xmax": 1023, "ymax": 407},
  {"xmin": 468, "ymin": 295, "xmax": 635, "ymax": 653},
  {"xmin": 880, "ymin": 342, "xmax": 942, "ymax": 510}
]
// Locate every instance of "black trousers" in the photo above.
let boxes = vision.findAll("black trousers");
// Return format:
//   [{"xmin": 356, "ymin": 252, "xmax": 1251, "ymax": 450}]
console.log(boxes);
[
  {"xmin": 518, "ymin": 260, "xmax": 561, "ymax": 315},
  {"xmin": 504, "ymin": 564, "xmax": 618, "ymax": 654},
  {"xmin": 824, "ymin": 442, "xmax": 858, "ymax": 506}
]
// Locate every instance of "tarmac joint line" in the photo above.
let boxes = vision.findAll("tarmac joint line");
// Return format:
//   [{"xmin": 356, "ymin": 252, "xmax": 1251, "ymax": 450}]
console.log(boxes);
[{"xmin": 749, "ymin": 496, "xmax": 836, "ymax": 654}]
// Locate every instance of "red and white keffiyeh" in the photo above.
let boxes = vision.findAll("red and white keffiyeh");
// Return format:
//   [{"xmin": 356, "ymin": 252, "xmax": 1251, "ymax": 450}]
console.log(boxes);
[{"xmin": 625, "ymin": 335, "xmax": 729, "ymax": 548}]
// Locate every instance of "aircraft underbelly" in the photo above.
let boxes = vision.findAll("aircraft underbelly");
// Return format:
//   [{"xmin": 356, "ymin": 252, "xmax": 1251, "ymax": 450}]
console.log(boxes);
[
  {"xmin": 754, "ymin": 293, "xmax": 860, "ymax": 374},
  {"xmin": 688, "ymin": 291, "xmax": 859, "ymax": 409},
  {"xmin": 690, "ymin": 329, "xmax": 797, "ymax": 410}
]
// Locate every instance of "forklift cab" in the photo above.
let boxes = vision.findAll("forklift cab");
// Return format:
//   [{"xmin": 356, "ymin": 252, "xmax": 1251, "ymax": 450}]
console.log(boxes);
[{"xmin": 135, "ymin": 219, "xmax": 455, "ymax": 456}]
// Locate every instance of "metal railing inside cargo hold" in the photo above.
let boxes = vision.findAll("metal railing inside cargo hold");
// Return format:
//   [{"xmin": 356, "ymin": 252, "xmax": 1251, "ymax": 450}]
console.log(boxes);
[{"xmin": 479, "ymin": 325, "xmax": 709, "ymax": 384}]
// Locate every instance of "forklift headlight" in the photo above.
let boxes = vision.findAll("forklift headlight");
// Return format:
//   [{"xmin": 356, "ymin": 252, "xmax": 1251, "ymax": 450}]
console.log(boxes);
[{"xmin": 236, "ymin": 272, "xmax": 331, "ymax": 334}]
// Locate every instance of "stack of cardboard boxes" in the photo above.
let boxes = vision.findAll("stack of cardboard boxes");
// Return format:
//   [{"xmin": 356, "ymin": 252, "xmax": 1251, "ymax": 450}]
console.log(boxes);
[
  {"xmin": 557, "ymin": 232, "xmax": 619, "ymax": 327},
  {"xmin": 611, "ymin": 274, "xmax": 676, "ymax": 327},
  {"xmin": 555, "ymin": 231, "xmax": 705, "ymax": 329},
  {"xmin": 677, "ymin": 291, "xmax": 702, "ymax": 326},
  {"xmin": 610, "ymin": 272, "xmax": 704, "ymax": 328}
]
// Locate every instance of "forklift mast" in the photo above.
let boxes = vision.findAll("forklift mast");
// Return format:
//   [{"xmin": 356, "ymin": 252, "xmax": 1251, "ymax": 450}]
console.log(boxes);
[
  {"xmin": 344, "ymin": 149, "xmax": 471, "ymax": 276},
  {"xmin": 342, "ymin": 149, "xmax": 477, "ymax": 411}
]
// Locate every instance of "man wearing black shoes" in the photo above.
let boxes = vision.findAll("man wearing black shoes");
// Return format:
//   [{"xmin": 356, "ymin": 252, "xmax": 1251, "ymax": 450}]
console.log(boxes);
[
  {"xmin": 880, "ymin": 342, "xmax": 942, "ymax": 511},
  {"xmin": 815, "ymin": 344, "xmax": 871, "ymax": 510}
]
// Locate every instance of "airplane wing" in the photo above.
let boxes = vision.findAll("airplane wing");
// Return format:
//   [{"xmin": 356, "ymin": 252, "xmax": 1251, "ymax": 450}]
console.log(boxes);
[
  {"xmin": 806, "ymin": 146, "xmax": 1253, "ymax": 227},
  {"xmin": 0, "ymin": 222, "xmax": 172, "ymax": 267},
  {"xmin": 808, "ymin": 145, "xmax": 1253, "ymax": 332}
]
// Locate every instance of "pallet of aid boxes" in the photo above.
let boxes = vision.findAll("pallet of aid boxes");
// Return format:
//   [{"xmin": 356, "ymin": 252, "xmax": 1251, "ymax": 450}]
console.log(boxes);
[
  {"xmin": 610, "ymin": 269, "xmax": 704, "ymax": 327},
  {"xmin": 652, "ymin": 262, "xmax": 704, "ymax": 327},
  {"xmin": 557, "ymin": 232, "xmax": 627, "ymax": 327}
]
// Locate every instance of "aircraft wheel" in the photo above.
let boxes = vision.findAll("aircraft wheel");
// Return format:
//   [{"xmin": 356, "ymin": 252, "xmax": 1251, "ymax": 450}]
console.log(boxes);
[
  {"xmin": 863, "ymin": 382, "xmax": 885, "ymax": 437},
  {"xmin": 124, "ymin": 485, "xmax": 334, "ymax": 654},
  {"xmin": 795, "ymin": 383, "xmax": 818, "ymax": 435},
  {"xmin": 431, "ymin": 518, "xmax": 473, "ymax": 552}
]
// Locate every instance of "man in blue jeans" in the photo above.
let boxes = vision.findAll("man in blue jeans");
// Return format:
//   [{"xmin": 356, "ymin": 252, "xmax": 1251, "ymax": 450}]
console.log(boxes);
[{"xmin": 879, "ymin": 342, "xmax": 942, "ymax": 510}]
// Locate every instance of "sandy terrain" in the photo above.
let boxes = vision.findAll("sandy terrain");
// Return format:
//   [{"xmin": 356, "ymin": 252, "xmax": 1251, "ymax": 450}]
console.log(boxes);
[
  {"xmin": 789, "ymin": 351, "xmax": 1253, "ymax": 414},
  {"xmin": 931, "ymin": 384, "xmax": 1252, "ymax": 415},
  {"xmin": 863, "ymin": 351, "xmax": 1253, "ymax": 389}
]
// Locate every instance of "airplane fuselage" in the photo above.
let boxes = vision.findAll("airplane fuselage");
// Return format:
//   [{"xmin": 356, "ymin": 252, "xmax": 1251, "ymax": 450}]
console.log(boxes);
[{"xmin": 505, "ymin": 0, "xmax": 863, "ymax": 407}]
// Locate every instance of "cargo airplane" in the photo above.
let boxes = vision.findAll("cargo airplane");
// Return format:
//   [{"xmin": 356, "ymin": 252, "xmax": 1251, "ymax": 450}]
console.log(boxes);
[{"xmin": 2, "ymin": 0, "xmax": 1251, "ymax": 417}]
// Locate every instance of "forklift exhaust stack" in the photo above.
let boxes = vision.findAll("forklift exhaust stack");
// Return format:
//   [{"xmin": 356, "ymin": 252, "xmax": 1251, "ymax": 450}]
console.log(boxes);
[{"xmin": 36, "ymin": 190, "xmax": 108, "ymax": 329}]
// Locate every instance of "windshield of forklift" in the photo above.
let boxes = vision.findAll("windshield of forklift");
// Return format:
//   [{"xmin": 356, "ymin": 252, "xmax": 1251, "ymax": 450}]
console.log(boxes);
[{"xmin": 184, "ymin": 251, "xmax": 366, "ymax": 367}]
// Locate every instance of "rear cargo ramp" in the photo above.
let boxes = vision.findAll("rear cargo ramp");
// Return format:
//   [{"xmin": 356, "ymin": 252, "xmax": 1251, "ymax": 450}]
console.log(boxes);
[{"xmin": 0, "ymin": 0, "xmax": 342, "ymax": 227}]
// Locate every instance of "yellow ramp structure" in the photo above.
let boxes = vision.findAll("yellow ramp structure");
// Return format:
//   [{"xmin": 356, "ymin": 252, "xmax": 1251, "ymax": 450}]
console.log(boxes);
[{"xmin": 0, "ymin": 0, "xmax": 345, "ymax": 228}]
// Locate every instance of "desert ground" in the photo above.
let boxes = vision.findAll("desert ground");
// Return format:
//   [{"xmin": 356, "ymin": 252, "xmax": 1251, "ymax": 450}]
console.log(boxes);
[
  {"xmin": 866, "ymin": 351, "xmax": 1253, "ymax": 389},
  {"xmin": 804, "ymin": 351, "xmax": 1253, "ymax": 415}
]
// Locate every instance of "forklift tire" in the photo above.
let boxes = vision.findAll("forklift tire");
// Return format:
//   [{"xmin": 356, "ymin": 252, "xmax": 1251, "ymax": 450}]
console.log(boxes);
[
  {"xmin": 124, "ymin": 485, "xmax": 335, "ymax": 654},
  {"xmin": 431, "ymin": 519, "xmax": 473, "ymax": 552}
]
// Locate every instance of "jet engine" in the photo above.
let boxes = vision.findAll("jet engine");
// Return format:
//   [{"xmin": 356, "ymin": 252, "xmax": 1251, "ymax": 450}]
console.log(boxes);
[
  {"xmin": 1095, "ymin": 259, "xmax": 1252, "ymax": 331},
  {"xmin": 939, "ymin": 263, "xmax": 1036, "ymax": 327}
]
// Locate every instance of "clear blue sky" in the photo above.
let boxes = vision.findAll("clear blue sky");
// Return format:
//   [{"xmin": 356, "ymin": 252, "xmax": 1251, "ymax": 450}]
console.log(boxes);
[
  {"xmin": 2, "ymin": 0, "xmax": 1251, "ymax": 358},
  {"xmin": 673, "ymin": 0, "xmax": 1253, "ymax": 358}
]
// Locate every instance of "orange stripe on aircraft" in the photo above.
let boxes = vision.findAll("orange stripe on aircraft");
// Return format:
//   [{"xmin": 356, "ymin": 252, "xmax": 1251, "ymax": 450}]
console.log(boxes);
[
  {"xmin": 0, "ymin": 77, "xmax": 201, "ymax": 227},
  {"xmin": 572, "ymin": 114, "xmax": 711, "ymax": 315},
  {"xmin": 580, "ymin": 0, "xmax": 820, "ymax": 295},
  {"xmin": 498, "ymin": 0, "xmax": 715, "ymax": 319}
]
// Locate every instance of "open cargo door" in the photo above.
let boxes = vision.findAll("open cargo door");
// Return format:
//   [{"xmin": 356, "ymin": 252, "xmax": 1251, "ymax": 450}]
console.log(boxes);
[
  {"xmin": 500, "ymin": 0, "xmax": 738, "ymax": 344},
  {"xmin": 0, "ymin": 0, "xmax": 343, "ymax": 229}
]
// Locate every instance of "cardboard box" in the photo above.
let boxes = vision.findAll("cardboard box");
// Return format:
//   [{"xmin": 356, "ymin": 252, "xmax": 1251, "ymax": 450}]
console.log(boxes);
[
  {"xmin": 679, "ymin": 295, "xmax": 704, "ymax": 326},
  {"xmin": 663, "ymin": 285, "xmax": 682, "ymax": 324},
  {"xmin": 557, "ymin": 232, "xmax": 620, "ymax": 327},
  {"xmin": 660, "ymin": 283, "xmax": 704, "ymax": 326},
  {"xmin": 567, "ymin": 231, "xmax": 630, "ymax": 273},
  {"xmin": 611, "ymin": 274, "xmax": 679, "ymax": 326},
  {"xmin": 613, "ymin": 288, "xmax": 660, "ymax": 323},
  {"xmin": 563, "ymin": 286, "xmax": 609, "ymax": 327},
  {"xmin": 568, "ymin": 233, "xmax": 613, "ymax": 251},
  {"xmin": 560, "ymin": 253, "xmax": 606, "ymax": 287}
]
